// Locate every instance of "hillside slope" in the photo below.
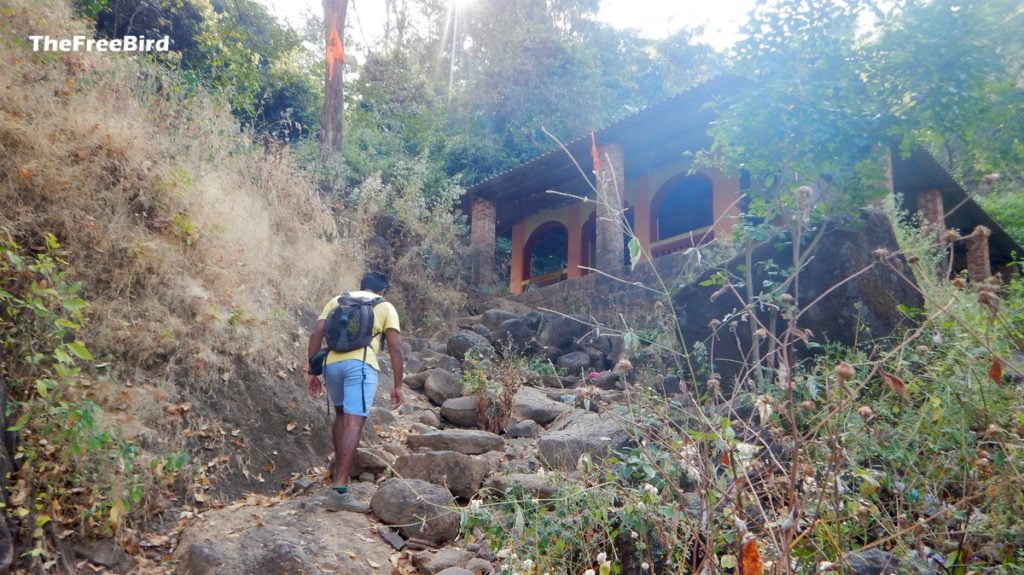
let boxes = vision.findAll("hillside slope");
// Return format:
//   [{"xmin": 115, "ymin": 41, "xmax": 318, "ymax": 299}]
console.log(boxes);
[{"xmin": 0, "ymin": 0, "xmax": 359, "ymax": 516}]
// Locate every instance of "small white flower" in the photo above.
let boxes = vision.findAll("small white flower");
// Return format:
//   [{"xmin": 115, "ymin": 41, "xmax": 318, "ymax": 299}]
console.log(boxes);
[
  {"xmin": 641, "ymin": 562, "xmax": 651, "ymax": 571},
  {"xmin": 584, "ymin": 570, "xmax": 596, "ymax": 575},
  {"xmin": 596, "ymin": 553, "xmax": 607, "ymax": 564},
  {"xmin": 496, "ymin": 549, "xmax": 511, "ymax": 559},
  {"xmin": 631, "ymin": 530, "xmax": 639, "ymax": 539},
  {"xmin": 522, "ymin": 559, "xmax": 534, "ymax": 570},
  {"xmin": 643, "ymin": 483, "xmax": 658, "ymax": 495}
]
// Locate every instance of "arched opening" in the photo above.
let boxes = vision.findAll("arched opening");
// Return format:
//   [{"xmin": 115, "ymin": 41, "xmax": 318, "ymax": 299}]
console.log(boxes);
[
  {"xmin": 649, "ymin": 173, "xmax": 714, "ymax": 256},
  {"xmin": 652, "ymin": 173, "xmax": 713, "ymax": 240},
  {"xmin": 523, "ymin": 221, "xmax": 569, "ymax": 286}
]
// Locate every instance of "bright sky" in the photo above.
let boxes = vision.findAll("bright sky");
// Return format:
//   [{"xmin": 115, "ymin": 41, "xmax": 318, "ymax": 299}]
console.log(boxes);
[{"xmin": 260, "ymin": 0, "xmax": 755, "ymax": 51}]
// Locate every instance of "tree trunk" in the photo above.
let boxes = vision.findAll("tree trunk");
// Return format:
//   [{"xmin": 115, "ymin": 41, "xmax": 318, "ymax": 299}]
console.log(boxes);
[{"xmin": 320, "ymin": 0, "xmax": 348, "ymax": 165}]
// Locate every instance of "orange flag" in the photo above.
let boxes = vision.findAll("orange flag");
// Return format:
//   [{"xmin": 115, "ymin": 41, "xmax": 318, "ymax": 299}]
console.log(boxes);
[
  {"xmin": 326, "ymin": 22, "xmax": 345, "ymax": 81},
  {"xmin": 590, "ymin": 130, "xmax": 601, "ymax": 180}
]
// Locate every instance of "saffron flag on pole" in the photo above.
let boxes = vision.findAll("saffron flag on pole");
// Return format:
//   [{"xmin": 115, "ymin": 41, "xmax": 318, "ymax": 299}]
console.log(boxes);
[
  {"xmin": 590, "ymin": 130, "xmax": 601, "ymax": 181},
  {"xmin": 326, "ymin": 22, "xmax": 345, "ymax": 81}
]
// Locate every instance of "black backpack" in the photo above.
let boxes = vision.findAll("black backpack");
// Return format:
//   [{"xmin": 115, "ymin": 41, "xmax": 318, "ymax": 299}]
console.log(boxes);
[{"xmin": 324, "ymin": 294, "xmax": 385, "ymax": 353}]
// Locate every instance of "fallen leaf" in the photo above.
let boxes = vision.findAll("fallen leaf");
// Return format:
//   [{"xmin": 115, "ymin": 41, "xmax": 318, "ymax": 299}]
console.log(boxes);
[
  {"xmin": 286, "ymin": 421, "xmax": 298, "ymax": 432},
  {"xmin": 988, "ymin": 357, "xmax": 1003, "ymax": 384},
  {"xmin": 18, "ymin": 167, "xmax": 33, "ymax": 180},
  {"xmin": 221, "ymin": 372, "xmax": 231, "ymax": 382},
  {"xmin": 740, "ymin": 535, "xmax": 763, "ymax": 575},
  {"xmin": 881, "ymin": 370, "xmax": 906, "ymax": 396}
]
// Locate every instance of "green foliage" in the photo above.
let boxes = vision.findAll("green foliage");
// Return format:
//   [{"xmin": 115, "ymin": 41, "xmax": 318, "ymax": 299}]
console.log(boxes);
[
  {"xmin": 705, "ymin": 0, "xmax": 1024, "ymax": 214},
  {"xmin": 977, "ymin": 191, "xmax": 1024, "ymax": 247},
  {"xmin": 82, "ymin": 0, "xmax": 322, "ymax": 138},
  {"xmin": 0, "ymin": 232, "xmax": 172, "ymax": 557}
]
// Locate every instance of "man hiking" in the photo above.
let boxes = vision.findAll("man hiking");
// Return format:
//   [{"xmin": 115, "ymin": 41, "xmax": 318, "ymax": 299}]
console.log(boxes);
[{"xmin": 307, "ymin": 271, "xmax": 404, "ymax": 512}]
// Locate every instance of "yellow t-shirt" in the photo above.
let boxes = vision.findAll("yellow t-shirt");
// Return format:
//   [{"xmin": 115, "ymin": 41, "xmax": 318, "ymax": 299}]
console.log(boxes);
[{"xmin": 318, "ymin": 290, "xmax": 401, "ymax": 371}]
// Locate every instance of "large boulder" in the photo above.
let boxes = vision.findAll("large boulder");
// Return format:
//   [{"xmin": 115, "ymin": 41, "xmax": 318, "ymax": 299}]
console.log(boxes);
[
  {"xmin": 446, "ymin": 330, "xmax": 494, "ymax": 361},
  {"xmin": 404, "ymin": 370, "xmax": 431, "ymax": 390},
  {"xmin": 412, "ymin": 549, "xmax": 475, "ymax": 575},
  {"xmin": 504, "ymin": 419, "xmax": 542, "ymax": 438},
  {"xmin": 440, "ymin": 396, "xmax": 479, "ymax": 427},
  {"xmin": 483, "ymin": 473, "xmax": 559, "ymax": 499},
  {"xmin": 512, "ymin": 386, "xmax": 572, "ymax": 426},
  {"xmin": 371, "ymin": 479, "xmax": 460, "ymax": 543},
  {"xmin": 537, "ymin": 410, "xmax": 633, "ymax": 471},
  {"xmin": 351, "ymin": 447, "xmax": 396, "ymax": 477},
  {"xmin": 480, "ymin": 309, "xmax": 520, "ymax": 333},
  {"xmin": 407, "ymin": 430, "xmax": 505, "ymax": 455},
  {"xmin": 672, "ymin": 209, "xmax": 923, "ymax": 386},
  {"xmin": 556, "ymin": 351, "xmax": 591, "ymax": 373},
  {"xmin": 424, "ymin": 368, "xmax": 463, "ymax": 406},
  {"xmin": 537, "ymin": 315, "xmax": 590, "ymax": 349},
  {"xmin": 494, "ymin": 318, "xmax": 535, "ymax": 355},
  {"xmin": 392, "ymin": 451, "xmax": 496, "ymax": 499}
]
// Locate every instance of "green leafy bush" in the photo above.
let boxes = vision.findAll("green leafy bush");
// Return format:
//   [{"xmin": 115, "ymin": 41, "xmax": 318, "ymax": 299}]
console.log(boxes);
[{"xmin": 0, "ymin": 232, "xmax": 173, "ymax": 563}]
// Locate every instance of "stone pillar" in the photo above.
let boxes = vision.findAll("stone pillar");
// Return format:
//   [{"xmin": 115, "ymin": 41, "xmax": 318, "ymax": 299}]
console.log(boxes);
[
  {"xmin": 966, "ymin": 226, "xmax": 992, "ymax": 282},
  {"xmin": 595, "ymin": 143, "xmax": 626, "ymax": 275},
  {"xmin": 470, "ymin": 198, "xmax": 496, "ymax": 286},
  {"xmin": 632, "ymin": 175, "xmax": 652, "ymax": 264},
  {"xmin": 509, "ymin": 221, "xmax": 525, "ymax": 294},
  {"xmin": 567, "ymin": 203, "xmax": 584, "ymax": 279},
  {"xmin": 917, "ymin": 189, "xmax": 944, "ymax": 237}
]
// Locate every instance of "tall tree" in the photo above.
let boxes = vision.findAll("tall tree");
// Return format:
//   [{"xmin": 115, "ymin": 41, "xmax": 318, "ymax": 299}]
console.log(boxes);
[{"xmin": 321, "ymin": 0, "xmax": 348, "ymax": 164}]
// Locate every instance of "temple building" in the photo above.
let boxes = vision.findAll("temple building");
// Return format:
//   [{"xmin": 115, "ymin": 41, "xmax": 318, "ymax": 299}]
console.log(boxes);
[{"xmin": 463, "ymin": 76, "xmax": 1019, "ymax": 298}]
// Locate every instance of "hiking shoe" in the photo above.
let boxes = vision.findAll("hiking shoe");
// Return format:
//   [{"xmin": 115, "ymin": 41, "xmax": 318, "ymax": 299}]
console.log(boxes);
[{"xmin": 325, "ymin": 490, "xmax": 370, "ymax": 513}]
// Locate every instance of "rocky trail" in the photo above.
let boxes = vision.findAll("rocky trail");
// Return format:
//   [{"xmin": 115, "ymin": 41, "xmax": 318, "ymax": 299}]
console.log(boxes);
[{"xmin": 170, "ymin": 304, "xmax": 652, "ymax": 575}]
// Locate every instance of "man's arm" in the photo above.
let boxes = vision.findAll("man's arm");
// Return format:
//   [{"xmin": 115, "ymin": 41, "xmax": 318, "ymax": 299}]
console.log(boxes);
[
  {"xmin": 384, "ymin": 328, "xmax": 404, "ymax": 408},
  {"xmin": 306, "ymin": 319, "xmax": 326, "ymax": 396},
  {"xmin": 308, "ymin": 319, "xmax": 326, "ymax": 360}
]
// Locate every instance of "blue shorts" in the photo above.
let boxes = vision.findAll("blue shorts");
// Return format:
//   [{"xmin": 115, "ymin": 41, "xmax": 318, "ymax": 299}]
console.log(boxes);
[{"xmin": 323, "ymin": 360, "xmax": 379, "ymax": 417}]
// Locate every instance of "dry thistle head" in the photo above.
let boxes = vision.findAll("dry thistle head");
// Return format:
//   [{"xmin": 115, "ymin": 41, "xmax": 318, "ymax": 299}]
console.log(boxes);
[
  {"xmin": 780, "ymin": 293, "xmax": 795, "ymax": 305},
  {"xmin": 915, "ymin": 345, "xmax": 930, "ymax": 355},
  {"xmin": 977, "ymin": 286, "xmax": 1001, "ymax": 312},
  {"xmin": 983, "ymin": 173, "xmax": 1000, "ymax": 186},
  {"xmin": 794, "ymin": 185, "xmax": 814, "ymax": 205},
  {"xmin": 872, "ymin": 247, "xmax": 891, "ymax": 260},
  {"xmin": 799, "ymin": 400, "xmax": 815, "ymax": 411},
  {"xmin": 755, "ymin": 327, "xmax": 769, "ymax": 338},
  {"xmin": 834, "ymin": 361, "xmax": 856, "ymax": 382},
  {"xmin": 941, "ymin": 229, "xmax": 961, "ymax": 244},
  {"xmin": 613, "ymin": 358, "xmax": 633, "ymax": 374},
  {"xmin": 857, "ymin": 405, "xmax": 873, "ymax": 419},
  {"xmin": 709, "ymin": 318, "xmax": 721, "ymax": 329},
  {"xmin": 952, "ymin": 276, "xmax": 967, "ymax": 289},
  {"xmin": 973, "ymin": 225, "xmax": 992, "ymax": 238}
]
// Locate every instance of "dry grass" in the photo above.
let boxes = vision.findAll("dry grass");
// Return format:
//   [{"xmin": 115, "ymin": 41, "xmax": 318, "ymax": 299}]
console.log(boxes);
[{"xmin": 0, "ymin": 0, "xmax": 360, "ymax": 479}]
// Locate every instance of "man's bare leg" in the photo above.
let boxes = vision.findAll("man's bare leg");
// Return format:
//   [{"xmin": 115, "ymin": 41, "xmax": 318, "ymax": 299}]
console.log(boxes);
[
  {"xmin": 326, "ymin": 410, "xmax": 369, "ymax": 512},
  {"xmin": 332, "ymin": 410, "xmax": 366, "ymax": 488}
]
